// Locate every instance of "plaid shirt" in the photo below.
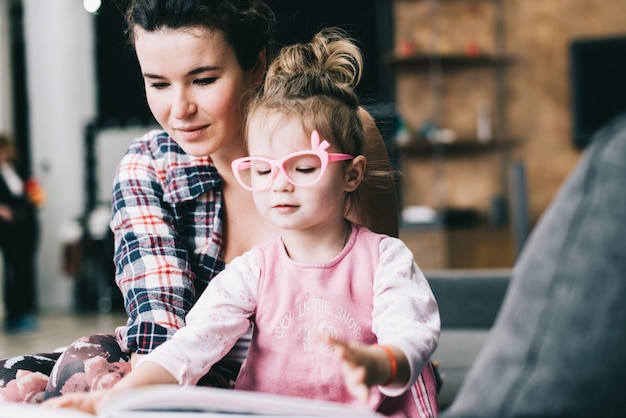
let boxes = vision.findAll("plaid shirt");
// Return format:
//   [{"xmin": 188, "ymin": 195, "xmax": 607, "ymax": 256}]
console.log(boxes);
[{"xmin": 111, "ymin": 130, "xmax": 225, "ymax": 354}]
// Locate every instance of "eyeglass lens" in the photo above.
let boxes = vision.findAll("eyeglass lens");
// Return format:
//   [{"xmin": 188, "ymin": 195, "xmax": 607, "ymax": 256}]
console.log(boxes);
[{"xmin": 236, "ymin": 154, "xmax": 324, "ymax": 190}]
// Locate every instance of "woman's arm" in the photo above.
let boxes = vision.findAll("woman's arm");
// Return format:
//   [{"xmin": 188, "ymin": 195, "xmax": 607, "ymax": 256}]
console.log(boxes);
[
  {"xmin": 349, "ymin": 108, "xmax": 399, "ymax": 237},
  {"xmin": 111, "ymin": 133, "xmax": 202, "ymax": 354}
]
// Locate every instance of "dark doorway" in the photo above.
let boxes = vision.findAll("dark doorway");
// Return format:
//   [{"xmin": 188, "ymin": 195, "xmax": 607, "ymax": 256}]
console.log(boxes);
[
  {"xmin": 265, "ymin": 0, "xmax": 394, "ymax": 104},
  {"xmin": 94, "ymin": 2, "xmax": 154, "ymax": 126},
  {"xmin": 7, "ymin": 0, "xmax": 31, "ymax": 177},
  {"xmin": 93, "ymin": 0, "xmax": 395, "ymax": 125}
]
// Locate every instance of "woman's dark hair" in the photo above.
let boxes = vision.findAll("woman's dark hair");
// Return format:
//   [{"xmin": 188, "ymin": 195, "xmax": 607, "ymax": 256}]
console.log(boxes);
[{"xmin": 123, "ymin": 0, "xmax": 276, "ymax": 70}]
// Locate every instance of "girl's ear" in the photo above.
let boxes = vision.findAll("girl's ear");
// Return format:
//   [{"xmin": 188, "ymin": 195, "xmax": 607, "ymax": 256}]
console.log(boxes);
[
  {"xmin": 251, "ymin": 48, "xmax": 267, "ymax": 89},
  {"xmin": 344, "ymin": 155, "xmax": 366, "ymax": 192}
]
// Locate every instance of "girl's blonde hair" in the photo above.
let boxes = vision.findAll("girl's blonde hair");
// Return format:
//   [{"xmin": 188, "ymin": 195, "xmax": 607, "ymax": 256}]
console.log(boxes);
[{"xmin": 247, "ymin": 28, "xmax": 392, "ymax": 211}]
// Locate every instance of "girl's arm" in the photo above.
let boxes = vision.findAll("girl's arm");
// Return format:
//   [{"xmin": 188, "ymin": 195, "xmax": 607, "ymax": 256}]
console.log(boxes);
[
  {"xmin": 372, "ymin": 237, "xmax": 440, "ymax": 394},
  {"xmin": 120, "ymin": 247, "xmax": 261, "ymax": 386},
  {"xmin": 328, "ymin": 236, "xmax": 440, "ymax": 402},
  {"xmin": 45, "ymin": 248, "xmax": 262, "ymax": 414}
]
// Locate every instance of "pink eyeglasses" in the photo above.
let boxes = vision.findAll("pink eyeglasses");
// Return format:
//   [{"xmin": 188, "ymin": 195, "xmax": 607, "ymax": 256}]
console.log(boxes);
[{"xmin": 231, "ymin": 130, "xmax": 354, "ymax": 191}]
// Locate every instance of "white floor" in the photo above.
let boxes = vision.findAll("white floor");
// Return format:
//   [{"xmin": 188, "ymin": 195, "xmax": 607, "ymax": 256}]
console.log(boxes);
[{"xmin": 0, "ymin": 311, "xmax": 128, "ymax": 358}]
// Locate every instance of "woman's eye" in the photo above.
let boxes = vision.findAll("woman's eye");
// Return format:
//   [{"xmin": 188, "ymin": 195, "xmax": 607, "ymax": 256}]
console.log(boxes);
[
  {"xmin": 149, "ymin": 82, "xmax": 169, "ymax": 90},
  {"xmin": 255, "ymin": 169, "xmax": 272, "ymax": 176},
  {"xmin": 195, "ymin": 78, "xmax": 217, "ymax": 86}
]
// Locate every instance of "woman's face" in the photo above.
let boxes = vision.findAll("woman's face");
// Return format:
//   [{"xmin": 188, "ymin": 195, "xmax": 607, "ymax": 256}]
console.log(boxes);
[{"xmin": 134, "ymin": 26, "xmax": 263, "ymax": 157}]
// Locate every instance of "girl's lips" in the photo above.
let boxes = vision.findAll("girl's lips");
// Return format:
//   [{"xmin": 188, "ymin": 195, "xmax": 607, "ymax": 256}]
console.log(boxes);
[{"xmin": 272, "ymin": 204, "xmax": 298, "ymax": 213}]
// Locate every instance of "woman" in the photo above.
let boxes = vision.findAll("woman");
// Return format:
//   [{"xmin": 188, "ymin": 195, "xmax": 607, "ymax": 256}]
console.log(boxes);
[
  {"xmin": 0, "ymin": 133, "xmax": 40, "ymax": 334},
  {"xmin": 46, "ymin": 28, "xmax": 437, "ymax": 417},
  {"xmin": 0, "ymin": 0, "xmax": 398, "ymax": 403}
]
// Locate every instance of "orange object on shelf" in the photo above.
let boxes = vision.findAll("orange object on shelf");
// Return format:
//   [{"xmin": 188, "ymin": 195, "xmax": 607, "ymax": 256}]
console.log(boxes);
[{"xmin": 465, "ymin": 41, "xmax": 481, "ymax": 58}]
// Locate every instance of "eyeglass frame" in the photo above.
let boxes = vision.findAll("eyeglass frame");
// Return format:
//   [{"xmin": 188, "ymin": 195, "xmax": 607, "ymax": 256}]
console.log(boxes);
[{"xmin": 231, "ymin": 130, "xmax": 354, "ymax": 191}]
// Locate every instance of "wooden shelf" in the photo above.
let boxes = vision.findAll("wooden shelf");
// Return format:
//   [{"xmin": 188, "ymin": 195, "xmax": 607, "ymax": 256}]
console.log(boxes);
[
  {"xmin": 393, "ymin": 137, "xmax": 519, "ymax": 157},
  {"xmin": 404, "ymin": 0, "xmax": 494, "ymax": 2},
  {"xmin": 389, "ymin": 53, "xmax": 515, "ymax": 70},
  {"xmin": 400, "ymin": 225, "xmax": 514, "ymax": 270}
]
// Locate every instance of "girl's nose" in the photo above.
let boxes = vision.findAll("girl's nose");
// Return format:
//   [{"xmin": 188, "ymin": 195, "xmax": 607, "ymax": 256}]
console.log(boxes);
[
  {"xmin": 172, "ymin": 88, "xmax": 197, "ymax": 119},
  {"xmin": 271, "ymin": 169, "xmax": 294, "ymax": 192}
]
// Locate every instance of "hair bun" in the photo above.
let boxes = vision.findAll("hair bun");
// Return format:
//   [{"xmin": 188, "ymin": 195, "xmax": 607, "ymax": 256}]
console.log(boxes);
[{"xmin": 263, "ymin": 27, "xmax": 362, "ymax": 109}]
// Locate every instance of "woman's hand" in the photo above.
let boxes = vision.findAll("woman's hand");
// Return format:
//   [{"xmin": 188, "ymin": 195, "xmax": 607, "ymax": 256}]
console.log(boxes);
[{"xmin": 42, "ymin": 389, "xmax": 112, "ymax": 415}]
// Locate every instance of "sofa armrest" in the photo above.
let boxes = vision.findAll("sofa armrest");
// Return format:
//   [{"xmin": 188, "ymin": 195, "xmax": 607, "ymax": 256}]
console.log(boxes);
[{"xmin": 426, "ymin": 270, "xmax": 511, "ymax": 329}]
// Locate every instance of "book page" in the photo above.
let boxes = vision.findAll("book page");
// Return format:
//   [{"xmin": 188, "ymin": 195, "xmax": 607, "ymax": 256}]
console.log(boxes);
[{"xmin": 98, "ymin": 385, "xmax": 381, "ymax": 417}]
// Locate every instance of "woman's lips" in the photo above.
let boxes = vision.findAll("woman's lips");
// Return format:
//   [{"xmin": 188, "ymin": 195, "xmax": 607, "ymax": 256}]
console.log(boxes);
[{"xmin": 176, "ymin": 125, "xmax": 209, "ymax": 141}]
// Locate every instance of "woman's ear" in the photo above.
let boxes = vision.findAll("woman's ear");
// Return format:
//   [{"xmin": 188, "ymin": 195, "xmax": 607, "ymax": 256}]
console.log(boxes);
[
  {"xmin": 344, "ymin": 155, "xmax": 366, "ymax": 192},
  {"xmin": 251, "ymin": 48, "xmax": 267, "ymax": 89}
]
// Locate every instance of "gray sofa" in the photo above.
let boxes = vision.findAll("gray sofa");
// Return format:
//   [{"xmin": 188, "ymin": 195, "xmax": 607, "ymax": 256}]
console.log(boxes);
[
  {"xmin": 440, "ymin": 114, "xmax": 626, "ymax": 417},
  {"xmin": 428, "ymin": 270, "xmax": 511, "ymax": 329},
  {"xmin": 427, "ymin": 270, "xmax": 511, "ymax": 410}
]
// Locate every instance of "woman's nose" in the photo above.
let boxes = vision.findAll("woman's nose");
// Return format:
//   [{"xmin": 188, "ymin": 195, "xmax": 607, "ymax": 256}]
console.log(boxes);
[{"xmin": 172, "ymin": 88, "xmax": 197, "ymax": 119}]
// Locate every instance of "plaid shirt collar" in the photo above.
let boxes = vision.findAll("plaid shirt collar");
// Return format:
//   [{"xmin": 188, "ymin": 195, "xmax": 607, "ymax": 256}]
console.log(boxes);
[
  {"xmin": 153, "ymin": 132, "xmax": 222, "ymax": 204},
  {"xmin": 163, "ymin": 157, "xmax": 222, "ymax": 204}
]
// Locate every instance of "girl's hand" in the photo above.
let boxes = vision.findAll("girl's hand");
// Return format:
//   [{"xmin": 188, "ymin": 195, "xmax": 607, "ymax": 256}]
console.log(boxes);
[
  {"xmin": 42, "ymin": 389, "xmax": 111, "ymax": 415},
  {"xmin": 130, "ymin": 352, "xmax": 147, "ymax": 369},
  {"xmin": 324, "ymin": 336, "xmax": 398, "ymax": 403}
]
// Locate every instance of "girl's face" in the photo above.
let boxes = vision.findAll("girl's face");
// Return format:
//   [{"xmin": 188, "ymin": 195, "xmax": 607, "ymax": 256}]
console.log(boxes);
[
  {"xmin": 245, "ymin": 113, "xmax": 361, "ymax": 232},
  {"xmin": 134, "ymin": 26, "xmax": 264, "ymax": 157}
]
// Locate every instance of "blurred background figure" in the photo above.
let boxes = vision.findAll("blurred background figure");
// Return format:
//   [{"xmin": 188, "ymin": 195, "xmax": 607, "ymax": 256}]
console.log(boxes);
[{"xmin": 0, "ymin": 132, "xmax": 44, "ymax": 333}]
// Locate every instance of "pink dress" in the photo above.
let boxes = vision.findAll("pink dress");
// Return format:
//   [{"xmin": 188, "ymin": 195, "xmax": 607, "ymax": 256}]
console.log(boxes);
[{"xmin": 141, "ymin": 224, "xmax": 440, "ymax": 417}]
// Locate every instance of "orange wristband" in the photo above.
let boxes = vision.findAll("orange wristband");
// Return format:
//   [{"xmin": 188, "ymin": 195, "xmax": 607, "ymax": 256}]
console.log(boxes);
[{"xmin": 378, "ymin": 344, "xmax": 397, "ymax": 386}]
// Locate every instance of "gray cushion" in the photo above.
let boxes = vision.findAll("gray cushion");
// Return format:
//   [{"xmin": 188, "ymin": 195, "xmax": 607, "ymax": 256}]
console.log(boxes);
[
  {"xmin": 427, "ymin": 270, "xmax": 510, "ymax": 328},
  {"xmin": 443, "ymin": 114, "xmax": 626, "ymax": 417}
]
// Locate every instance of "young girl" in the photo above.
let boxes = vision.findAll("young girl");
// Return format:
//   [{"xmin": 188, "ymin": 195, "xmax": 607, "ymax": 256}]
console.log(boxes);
[{"xmin": 46, "ymin": 29, "xmax": 439, "ymax": 417}]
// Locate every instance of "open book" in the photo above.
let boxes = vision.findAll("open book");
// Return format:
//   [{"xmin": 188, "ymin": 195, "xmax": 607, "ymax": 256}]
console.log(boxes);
[{"xmin": 5, "ymin": 385, "xmax": 381, "ymax": 417}]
